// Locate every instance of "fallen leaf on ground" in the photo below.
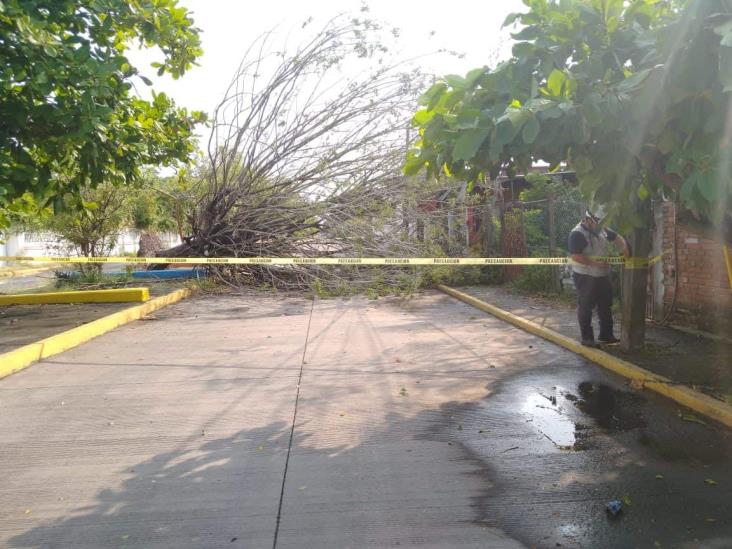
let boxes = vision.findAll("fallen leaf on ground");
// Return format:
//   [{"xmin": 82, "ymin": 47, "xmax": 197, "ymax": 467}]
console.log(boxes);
[
  {"xmin": 622, "ymin": 495, "xmax": 632, "ymax": 506},
  {"xmin": 655, "ymin": 474, "xmax": 664, "ymax": 480},
  {"xmin": 629, "ymin": 379, "xmax": 644, "ymax": 390},
  {"xmin": 704, "ymin": 479, "xmax": 718, "ymax": 486},
  {"xmin": 678, "ymin": 411, "xmax": 707, "ymax": 425}
]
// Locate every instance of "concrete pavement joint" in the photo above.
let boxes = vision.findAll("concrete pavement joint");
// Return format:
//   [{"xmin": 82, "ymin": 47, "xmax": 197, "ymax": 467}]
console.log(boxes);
[
  {"xmin": 272, "ymin": 293, "xmax": 315, "ymax": 549},
  {"xmin": 438, "ymin": 284, "xmax": 732, "ymax": 429}
]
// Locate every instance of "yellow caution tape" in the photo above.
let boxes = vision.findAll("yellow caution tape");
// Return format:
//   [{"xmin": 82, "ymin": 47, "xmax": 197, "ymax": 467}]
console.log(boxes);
[{"xmin": 0, "ymin": 255, "xmax": 662, "ymax": 267}]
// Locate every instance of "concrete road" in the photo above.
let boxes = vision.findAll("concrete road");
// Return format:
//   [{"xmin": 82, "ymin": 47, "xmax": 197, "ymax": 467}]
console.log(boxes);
[
  {"xmin": 0, "ymin": 272, "xmax": 55, "ymax": 293},
  {"xmin": 1, "ymin": 291, "xmax": 731, "ymax": 548}
]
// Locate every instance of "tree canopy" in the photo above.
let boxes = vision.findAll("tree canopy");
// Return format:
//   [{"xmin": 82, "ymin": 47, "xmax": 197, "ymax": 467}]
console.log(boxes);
[
  {"xmin": 0, "ymin": 0, "xmax": 206, "ymax": 228},
  {"xmin": 406, "ymin": 0, "xmax": 732, "ymax": 235}
]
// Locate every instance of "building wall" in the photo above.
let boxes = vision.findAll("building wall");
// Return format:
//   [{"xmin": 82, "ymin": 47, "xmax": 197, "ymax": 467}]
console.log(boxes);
[
  {"xmin": 0, "ymin": 230, "xmax": 180, "ymax": 266},
  {"xmin": 658, "ymin": 202, "xmax": 732, "ymax": 329}
]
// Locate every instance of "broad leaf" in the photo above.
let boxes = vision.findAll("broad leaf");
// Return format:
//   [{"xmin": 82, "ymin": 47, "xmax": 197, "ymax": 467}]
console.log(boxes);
[
  {"xmin": 521, "ymin": 116, "xmax": 540, "ymax": 144},
  {"xmin": 546, "ymin": 69, "xmax": 567, "ymax": 97},
  {"xmin": 452, "ymin": 128, "xmax": 490, "ymax": 161}
]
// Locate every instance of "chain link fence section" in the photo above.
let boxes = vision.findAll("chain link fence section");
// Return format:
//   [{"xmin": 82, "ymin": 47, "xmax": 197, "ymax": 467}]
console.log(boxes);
[{"xmin": 507, "ymin": 190, "xmax": 586, "ymax": 293}]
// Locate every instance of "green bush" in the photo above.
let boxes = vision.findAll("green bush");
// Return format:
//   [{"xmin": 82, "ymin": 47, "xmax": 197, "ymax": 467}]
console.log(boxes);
[{"xmin": 509, "ymin": 265, "xmax": 557, "ymax": 294}]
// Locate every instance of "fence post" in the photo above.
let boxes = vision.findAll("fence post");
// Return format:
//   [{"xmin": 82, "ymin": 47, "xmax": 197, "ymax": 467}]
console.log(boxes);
[{"xmin": 482, "ymin": 206, "xmax": 493, "ymax": 255}]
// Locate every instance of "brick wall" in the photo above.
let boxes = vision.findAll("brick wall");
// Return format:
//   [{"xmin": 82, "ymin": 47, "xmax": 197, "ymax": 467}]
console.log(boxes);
[{"xmin": 659, "ymin": 202, "xmax": 732, "ymax": 329}]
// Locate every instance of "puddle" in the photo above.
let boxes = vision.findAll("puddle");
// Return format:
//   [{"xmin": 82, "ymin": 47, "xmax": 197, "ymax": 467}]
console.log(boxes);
[
  {"xmin": 575, "ymin": 382, "xmax": 645, "ymax": 432},
  {"xmin": 522, "ymin": 388, "xmax": 584, "ymax": 450},
  {"xmin": 522, "ymin": 382, "xmax": 645, "ymax": 450}
]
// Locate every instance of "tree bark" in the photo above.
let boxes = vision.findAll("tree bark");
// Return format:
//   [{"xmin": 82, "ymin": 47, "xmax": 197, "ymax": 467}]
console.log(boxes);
[{"xmin": 621, "ymin": 228, "xmax": 652, "ymax": 351}]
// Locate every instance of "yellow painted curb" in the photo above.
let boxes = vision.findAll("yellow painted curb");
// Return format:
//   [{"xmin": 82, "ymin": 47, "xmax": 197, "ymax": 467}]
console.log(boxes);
[
  {"xmin": 0, "ymin": 266, "xmax": 53, "ymax": 279},
  {"xmin": 0, "ymin": 288, "xmax": 150, "ymax": 305},
  {"xmin": 437, "ymin": 284, "xmax": 732, "ymax": 429},
  {"xmin": 0, "ymin": 288, "xmax": 193, "ymax": 380}
]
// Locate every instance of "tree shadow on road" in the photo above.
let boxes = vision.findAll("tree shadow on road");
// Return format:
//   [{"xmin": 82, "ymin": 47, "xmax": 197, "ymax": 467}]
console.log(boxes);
[{"xmin": 8, "ymin": 367, "xmax": 732, "ymax": 549}]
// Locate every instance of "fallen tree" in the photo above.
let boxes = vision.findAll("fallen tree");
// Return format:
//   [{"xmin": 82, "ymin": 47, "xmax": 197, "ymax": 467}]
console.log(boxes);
[{"xmin": 161, "ymin": 16, "xmax": 433, "ymax": 289}]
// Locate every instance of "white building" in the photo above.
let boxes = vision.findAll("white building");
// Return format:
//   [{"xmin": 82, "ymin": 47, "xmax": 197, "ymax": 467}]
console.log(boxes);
[{"xmin": 0, "ymin": 230, "xmax": 181, "ymax": 267}]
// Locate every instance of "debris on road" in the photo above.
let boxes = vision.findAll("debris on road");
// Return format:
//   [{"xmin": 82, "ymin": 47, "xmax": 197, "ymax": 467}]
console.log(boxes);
[
  {"xmin": 678, "ymin": 411, "xmax": 707, "ymax": 425},
  {"xmin": 606, "ymin": 500, "xmax": 623, "ymax": 517}
]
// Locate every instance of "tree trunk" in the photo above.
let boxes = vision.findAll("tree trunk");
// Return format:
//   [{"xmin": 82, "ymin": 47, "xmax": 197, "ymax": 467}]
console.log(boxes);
[{"xmin": 621, "ymin": 228, "xmax": 652, "ymax": 351}]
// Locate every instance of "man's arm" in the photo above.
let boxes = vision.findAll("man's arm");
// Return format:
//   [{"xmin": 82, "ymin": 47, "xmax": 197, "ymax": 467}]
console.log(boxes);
[
  {"xmin": 605, "ymin": 229, "xmax": 630, "ymax": 258},
  {"xmin": 615, "ymin": 235, "xmax": 630, "ymax": 258}
]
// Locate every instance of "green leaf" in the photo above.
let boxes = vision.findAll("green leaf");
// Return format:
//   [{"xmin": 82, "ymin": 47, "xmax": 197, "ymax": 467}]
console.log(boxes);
[
  {"xmin": 444, "ymin": 74, "xmax": 466, "ymax": 90},
  {"xmin": 455, "ymin": 109, "xmax": 481, "ymax": 129},
  {"xmin": 521, "ymin": 116, "xmax": 540, "ymax": 144},
  {"xmin": 465, "ymin": 67, "xmax": 486, "ymax": 87},
  {"xmin": 637, "ymin": 183, "xmax": 649, "ymax": 201},
  {"xmin": 678, "ymin": 410, "xmax": 707, "ymax": 425},
  {"xmin": 412, "ymin": 109, "xmax": 435, "ymax": 126},
  {"xmin": 452, "ymin": 128, "xmax": 490, "ymax": 161},
  {"xmin": 503, "ymin": 12, "xmax": 520, "ymax": 27},
  {"xmin": 403, "ymin": 153, "xmax": 426, "ymax": 176},
  {"xmin": 696, "ymin": 171, "xmax": 718, "ymax": 202},
  {"xmin": 512, "ymin": 25, "xmax": 540, "ymax": 40},
  {"xmin": 546, "ymin": 69, "xmax": 567, "ymax": 97},
  {"xmin": 418, "ymin": 82, "xmax": 447, "ymax": 107},
  {"xmin": 512, "ymin": 42, "xmax": 534, "ymax": 58},
  {"xmin": 616, "ymin": 67, "xmax": 655, "ymax": 93}
]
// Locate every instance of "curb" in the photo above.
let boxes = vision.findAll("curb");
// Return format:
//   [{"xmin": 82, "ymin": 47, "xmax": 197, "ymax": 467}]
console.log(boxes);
[
  {"xmin": 0, "ymin": 287, "xmax": 194, "ymax": 381},
  {"xmin": 437, "ymin": 284, "xmax": 732, "ymax": 429},
  {"xmin": 0, "ymin": 287, "xmax": 150, "ymax": 305}
]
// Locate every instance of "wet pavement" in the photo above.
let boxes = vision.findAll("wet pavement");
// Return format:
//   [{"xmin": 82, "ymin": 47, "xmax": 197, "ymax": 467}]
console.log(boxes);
[
  {"xmin": 1, "ymin": 290, "xmax": 731, "ymax": 548},
  {"xmin": 461, "ymin": 285, "xmax": 732, "ymax": 399}
]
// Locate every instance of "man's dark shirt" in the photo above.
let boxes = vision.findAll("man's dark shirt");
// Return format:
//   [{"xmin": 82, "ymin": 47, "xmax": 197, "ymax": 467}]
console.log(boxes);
[{"xmin": 568, "ymin": 227, "xmax": 617, "ymax": 254}]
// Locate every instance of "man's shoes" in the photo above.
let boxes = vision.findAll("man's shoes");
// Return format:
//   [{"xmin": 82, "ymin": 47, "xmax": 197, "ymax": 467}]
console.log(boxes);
[
  {"xmin": 581, "ymin": 339, "xmax": 600, "ymax": 348},
  {"xmin": 599, "ymin": 336, "xmax": 620, "ymax": 345}
]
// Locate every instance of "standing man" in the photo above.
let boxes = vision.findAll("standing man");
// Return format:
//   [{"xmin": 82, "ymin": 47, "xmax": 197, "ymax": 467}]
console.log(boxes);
[{"xmin": 569, "ymin": 211, "xmax": 629, "ymax": 347}]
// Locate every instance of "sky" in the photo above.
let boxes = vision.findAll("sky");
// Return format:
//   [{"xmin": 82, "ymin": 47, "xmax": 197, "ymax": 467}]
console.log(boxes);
[{"xmin": 130, "ymin": 0, "xmax": 526, "ymax": 119}]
